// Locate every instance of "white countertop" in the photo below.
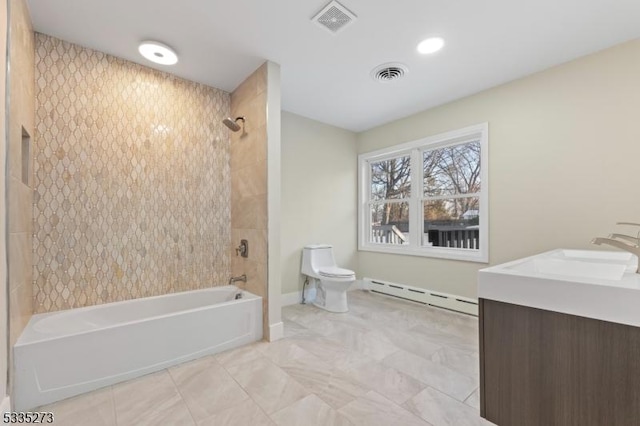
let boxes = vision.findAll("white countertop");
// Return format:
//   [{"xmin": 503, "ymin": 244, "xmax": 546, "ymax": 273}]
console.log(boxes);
[{"xmin": 478, "ymin": 249, "xmax": 640, "ymax": 327}]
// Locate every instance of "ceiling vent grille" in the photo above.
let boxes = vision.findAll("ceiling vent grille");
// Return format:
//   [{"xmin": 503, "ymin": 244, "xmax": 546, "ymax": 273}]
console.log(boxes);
[
  {"xmin": 312, "ymin": 1, "xmax": 357, "ymax": 34},
  {"xmin": 371, "ymin": 63, "xmax": 408, "ymax": 82}
]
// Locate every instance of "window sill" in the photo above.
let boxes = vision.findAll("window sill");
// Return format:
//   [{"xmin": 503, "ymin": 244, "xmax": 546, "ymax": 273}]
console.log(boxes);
[{"xmin": 358, "ymin": 244, "xmax": 489, "ymax": 263}]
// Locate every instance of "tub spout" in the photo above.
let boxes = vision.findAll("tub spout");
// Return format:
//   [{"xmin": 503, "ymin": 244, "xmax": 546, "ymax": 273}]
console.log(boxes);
[
  {"xmin": 228, "ymin": 274, "xmax": 247, "ymax": 286},
  {"xmin": 591, "ymin": 237, "xmax": 640, "ymax": 273}
]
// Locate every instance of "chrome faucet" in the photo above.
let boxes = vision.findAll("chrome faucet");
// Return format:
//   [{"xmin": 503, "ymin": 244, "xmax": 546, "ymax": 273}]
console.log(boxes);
[
  {"xmin": 607, "ymin": 222, "xmax": 640, "ymax": 245},
  {"xmin": 228, "ymin": 274, "xmax": 247, "ymax": 285},
  {"xmin": 591, "ymin": 238, "xmax": 640, "ymax": 273},
  {"xmin": 608, "ymin": 233, "xmax": 640, "ymax": 245}
]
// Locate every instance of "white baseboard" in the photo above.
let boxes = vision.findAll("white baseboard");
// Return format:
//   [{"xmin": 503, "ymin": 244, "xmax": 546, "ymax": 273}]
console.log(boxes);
[
  {"xmin": 363, "ymin": 277, "xmax": 478, "ymax": 316},
  {"xmin": 1, "ymin": 396, "xmax": 10, "ymax": 414},
  {"xmin": 268, "ymin": 322, "xmax": 284, "ymax": 342},
  {"xmin": 281, "ymin": 291, "xmax": 302, "ymax": 307},
  {"xmin": 281, "ymin": 280, "xmax": 364, "ymax": 307}
]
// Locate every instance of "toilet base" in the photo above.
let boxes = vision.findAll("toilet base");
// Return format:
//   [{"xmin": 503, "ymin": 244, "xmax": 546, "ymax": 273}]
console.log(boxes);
[
  {"xmin": 313, "ymin": 284, "xmax": 349, "ymax": 313},
  {"xmin": 312, "ymin": 301, "xmax": 348, "ymax": 313}
]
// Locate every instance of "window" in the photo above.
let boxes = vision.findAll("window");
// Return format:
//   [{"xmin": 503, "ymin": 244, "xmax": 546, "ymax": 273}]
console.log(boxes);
[{"xmin": 358, "ymin": 123, "xmax": 488, "ymax": 262}]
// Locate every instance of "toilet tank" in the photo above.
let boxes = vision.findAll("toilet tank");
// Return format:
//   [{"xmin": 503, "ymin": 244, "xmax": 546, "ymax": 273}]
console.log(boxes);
[{"xmin": 301, "ymin": 245, "xmax": 336, "ymax": 277}]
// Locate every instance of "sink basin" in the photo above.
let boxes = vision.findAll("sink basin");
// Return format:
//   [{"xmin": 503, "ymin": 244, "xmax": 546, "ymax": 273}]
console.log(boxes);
[
  {"xmin": 478, "ymin": 249, "xmax": 640, "ymax": 327},
  {"xmin": 506, "ymin": 258, "xmax": 627, "ymax": 281},
  {"xmin": 550, "ymin": 249, "xmax": 633, "ymax": 263}
]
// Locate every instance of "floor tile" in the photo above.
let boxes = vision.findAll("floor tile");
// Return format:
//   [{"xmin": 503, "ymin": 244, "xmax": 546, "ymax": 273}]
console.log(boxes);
[
  {"xmin": 282, "ymin": 319, "xmax": 309, "ymax": 338},
  {"xmin": 406, "ymin": 324, "xmax": 478, "ymax": 357},
  {"xmin": 258, "ymin": 338, "xmax": 325, "ymax": 367},
  {"xmin": 353, "ymin": 306, "xmax": 423, "ymax": 330},
  {"xmin": 403, "ymin": 387, "xmax": 493, "ymax": 426},
  {"xmin": 264, "ymin": 340, "xmax": 369, "ymax": 409},
  {"xmin": 338, "ymin": 390, "xmax": 431, "ymax": 426},
  {"xmin": 464, "ymin": 388, "xmax": 480, "ymax": 410},
  {"xmin": 289, "ymin": 334, "xmax": 365, "ymax": 371},
  {"xmin": 197, "ymin": 399, "xmax": 274, "ymax": 426},
  {"xmin": 270, "ymin": 394, "xmax": 354, "ymax": 426},
  {"xmin": 429, "ymin": 346, "xmax": 479, "ymax": 379},
  {"xmin": 112, "ymin": 371, "xmax": 195, "ymax": 426},
  {"xmin": 214, "ymin": 343, "xmax": 264, "ymax": 370},
  {"xmin": 301, "ymin": 315, "xmax": 371, "ymax": 337},
  {"xmin": 377, "ymin": 326, "xmax": 443, "ymax": 359},
  {"xmin": 282, "ymin": 303, "xmax": 326, "ymax": 325},
  {"xmin": 343, "ymin": 359, "xmax": 426, "ymax": 404},
  {"xmin": 38, "ymin": 387, "xmax": 115, "ymax": 426},
  {"xmin": 168, "ymin": 356, "xmax": 249, "ymax": 421},
  {"xmin": 324, "ymin": 328, "xmax": 399, "ymax": 361},
  {"xmin": 382, "ymin": 350, "xmax": 477, "ymax": 401},
  {"xmin": 225, "ymin": 356, "xmax": 309, "ymax": 414}
]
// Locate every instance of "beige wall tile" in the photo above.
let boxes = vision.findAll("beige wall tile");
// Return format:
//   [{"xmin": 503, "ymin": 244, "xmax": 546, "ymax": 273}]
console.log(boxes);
[
  {"xmin": 8, "ymin": 0, "xmax": 35, "ymax": 352},
  {"xmin": 231, "ymin": 163, "xmax": 266, "ymax": 199},
  {"xmin": 231, "ymin": 195, "xmax": 267, "ymax": 231},
  {"xmin": 9, "ymin": 177, "xmax": 32, "ymax": 233},
  {"xmin": 10, "ymin": 281, "xmax": 32, "ymax": 347},
  {"xmin": 9, "ymin": 233, "xmax": 30, "ymax": 293},
  {"xmin": 230, "ymin": 75, "xmax": 257, "ymax": 110},
  {"xmin": 255, "ymin": 63, "xmax": 268, "ymax": 95},
  {"xmin": 230, "ymin": 131, "xmax": 258, "ymax": 170},
  {"xmin": 230, "ymin": 62, "xmax": 269, "ymax": 337},
  {"xmin": 252, "ymin": 229, "xmax": 268, "ymax": 264},
  {"xmin": 249, "ymin": 93, "xmax": 267, "ymax": 130},
  {"xmin": 255, "ymin": 124, "xmax": 268, "ymax": 163},
  {"xmin": 8, "ymin": 0, "xmax": 35, "ymax": 181}
]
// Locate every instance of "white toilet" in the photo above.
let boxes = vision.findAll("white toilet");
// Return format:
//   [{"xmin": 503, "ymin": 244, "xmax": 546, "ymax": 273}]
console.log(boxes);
[{"xmin": 301, "ymin": 244, "xmax": 355, "ymax": 313}]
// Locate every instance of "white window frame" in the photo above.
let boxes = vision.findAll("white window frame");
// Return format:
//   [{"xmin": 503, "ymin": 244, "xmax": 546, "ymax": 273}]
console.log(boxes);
[{"xmin": 358, "ymin": 123, "xmax": 489, "ymax": 263}]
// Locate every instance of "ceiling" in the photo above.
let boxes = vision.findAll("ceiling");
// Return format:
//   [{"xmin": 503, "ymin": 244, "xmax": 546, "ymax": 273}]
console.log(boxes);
[{"xmin": 26, "ymin": 0, "xmax": 640, "ymax": 132}]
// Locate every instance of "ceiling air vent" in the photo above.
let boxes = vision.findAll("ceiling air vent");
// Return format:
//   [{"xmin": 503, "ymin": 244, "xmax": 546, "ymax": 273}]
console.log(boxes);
[
  {"xmin": 312, "ymin": 1, "xmax": 357, "ymax": 34},
  {"xmin": 371, "ymin": 63, "xmax": 408, "ymax": 82}
]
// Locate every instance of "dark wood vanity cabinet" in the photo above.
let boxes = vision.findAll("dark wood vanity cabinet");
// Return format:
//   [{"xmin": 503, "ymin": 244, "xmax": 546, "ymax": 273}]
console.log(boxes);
[{"xmin": 479, "ymin": 299, "xmax": 640, "ymax": 426}]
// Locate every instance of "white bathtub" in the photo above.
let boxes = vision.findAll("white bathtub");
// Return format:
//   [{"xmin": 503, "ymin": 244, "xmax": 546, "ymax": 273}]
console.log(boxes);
[{"xmin": 13, "ymin": 285, "xmax": 262, "ymax": 410}]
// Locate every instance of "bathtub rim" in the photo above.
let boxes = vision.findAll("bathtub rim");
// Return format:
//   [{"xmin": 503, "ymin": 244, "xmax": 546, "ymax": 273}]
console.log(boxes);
[{"xmin": 17, "ymin": 285, "xmax": 259, "ymax": 346}]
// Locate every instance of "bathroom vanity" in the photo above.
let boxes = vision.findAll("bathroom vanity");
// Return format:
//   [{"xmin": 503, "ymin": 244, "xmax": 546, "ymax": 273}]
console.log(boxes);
[{"xmin": 478, "ymin": 249, "xmax": 640, "ymax": 426}]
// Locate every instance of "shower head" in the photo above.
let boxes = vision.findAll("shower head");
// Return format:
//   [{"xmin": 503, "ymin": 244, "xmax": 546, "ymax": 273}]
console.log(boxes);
[{"xmin": 223, "ymin": 116, "xmax": 245, "ymax": 132}]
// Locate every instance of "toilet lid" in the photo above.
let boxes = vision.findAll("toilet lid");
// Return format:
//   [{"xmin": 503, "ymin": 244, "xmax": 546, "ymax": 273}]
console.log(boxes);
[{"xmin": 319, "ymin": 267, "xmax": 355, "ymax": 278}]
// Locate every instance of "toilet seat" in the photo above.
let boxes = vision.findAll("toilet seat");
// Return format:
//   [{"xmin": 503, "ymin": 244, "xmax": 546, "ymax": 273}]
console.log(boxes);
[{"xmin": 319, "ymin": 267, "xmax": 355, "ymax": 278}]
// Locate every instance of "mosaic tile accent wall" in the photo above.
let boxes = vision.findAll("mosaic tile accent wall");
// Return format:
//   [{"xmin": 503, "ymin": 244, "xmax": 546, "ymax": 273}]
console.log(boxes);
[{"xmin": 33, "ymin": 34, "xmax": 231, "ymax": 313}]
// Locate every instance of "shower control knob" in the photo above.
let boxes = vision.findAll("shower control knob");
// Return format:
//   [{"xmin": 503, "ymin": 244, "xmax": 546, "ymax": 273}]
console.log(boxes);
[{"xmin": 236, "ymin": 239, "xmax": 249, "ymax": 258}]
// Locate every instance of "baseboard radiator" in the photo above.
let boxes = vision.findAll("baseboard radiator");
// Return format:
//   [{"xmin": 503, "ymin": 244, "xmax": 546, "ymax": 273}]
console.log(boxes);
[{"xmin": 363, "ymin": 277, "xmax": 478, "ymax": 316}]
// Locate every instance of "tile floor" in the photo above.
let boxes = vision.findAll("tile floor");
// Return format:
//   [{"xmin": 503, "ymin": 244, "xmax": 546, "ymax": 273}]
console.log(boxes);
[{"xmin": 38, "ymin": 291, "xmax": 495, "ymax": 425}]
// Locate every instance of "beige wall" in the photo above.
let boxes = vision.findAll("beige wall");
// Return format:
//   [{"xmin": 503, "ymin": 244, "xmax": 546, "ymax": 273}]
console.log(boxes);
[
  {"xmin": 33, "ymin": 34, "xmax": 231, "ymax": 312},
  {"xmin": 357, "ymin": 39, "xmax": 640, "ymax": 299},
  {"xmin": 230, "ymin": 64, "xmax": 269, "ymax": 335},
  {"xmin": 8, "ymin": 0, "xmax": 34, "ymax": 353},
  {"xmin": 280, "ymin": 112, "xmax": 358, "ymax": 295}
]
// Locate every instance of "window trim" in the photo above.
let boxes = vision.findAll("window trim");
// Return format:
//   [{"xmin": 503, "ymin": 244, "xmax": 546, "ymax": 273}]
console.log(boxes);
[{"xmin": 358, "ymin": 123, "xmax": 489, "ymax": 263}]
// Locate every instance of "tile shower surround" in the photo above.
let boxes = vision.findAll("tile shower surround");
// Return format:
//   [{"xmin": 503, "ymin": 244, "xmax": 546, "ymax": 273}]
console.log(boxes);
[{"xmin": 33, "ymin": 34, "xmax": 232, "ymax": 313}]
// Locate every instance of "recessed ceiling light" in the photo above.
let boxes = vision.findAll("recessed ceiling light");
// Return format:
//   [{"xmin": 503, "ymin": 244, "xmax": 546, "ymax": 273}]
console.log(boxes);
[
  {"xmin": 138, "ymin": 41, "xmax": 178, "ymax": 65},
  {"xmin": 417, "ymin": 37, "xmax": 445, "ymax": 55}
]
